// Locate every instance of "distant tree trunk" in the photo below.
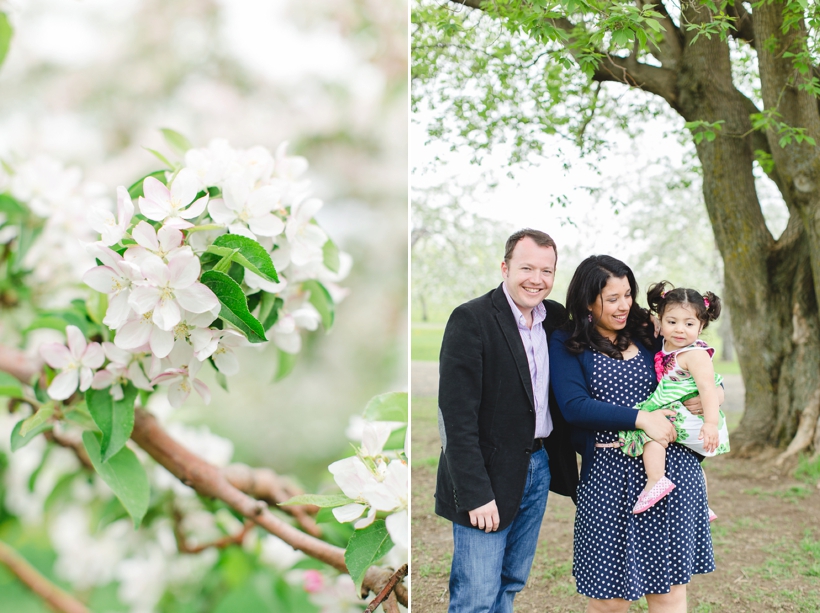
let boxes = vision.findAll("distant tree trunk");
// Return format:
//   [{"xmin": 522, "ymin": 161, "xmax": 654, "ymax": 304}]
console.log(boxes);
[{"xmin": 419, "ymin": 292, "xmax": 428, "ymax": 322}]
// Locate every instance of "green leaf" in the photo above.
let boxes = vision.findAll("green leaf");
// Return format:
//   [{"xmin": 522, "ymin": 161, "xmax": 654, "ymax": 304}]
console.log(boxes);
[
  {"xmin": 280, "ymin": 493, "xmax": 355, "ymax": 508},
  {"xmin": 127, "ymin": 170, "xmax": 168, "ymax": 199},
  {"xmin": 0, "ymin": 193, "xmax": 27, "ymax": 217},
  {"xmin": 82, "ymin": 431, "xmax": 150, "ymax": 528},
  {"xmin": 344, "ymin": 520, "xmax": 394, "ymax": 592},
  {"xmin": 363, "ymin": 392, "xmax": 408, "ymax": 423},
  {"xmin": 10, "ymin": 418, "xmax": 52, "ymax": 451},
  {"xmin": 20, "ymin": 403, "xmax": 55, "ymax": 437},
  {"xmin": 0, "ymin": 371, "xmax": 24, "ymax": 398},
  {"xmin": 0, "ymin": 12, "xmax": 12, "ymax": 69},
  {"xmin": 208, "ymin": 234, "xmax": 279, "ymax": 282},
  {"xmin": 86, "ymin": 385, "xmax": 137, "ymax": 463},
  {"xmin": 274, "ymin": 349, "xmax": 298, "ymax": 382},
  {"xmin": 86, "ymin": 291, "xmax": 108, "ymax": 327},
  {"xmin": 259, "ymin": 293, "xmax": 284, "ymax": 331},
  {"xmin": 322, "ymin": 239, "xmax": 341, "ymax": 273},
  {"xmin": 200, "ymin": 270, "xmax": 267, "ymax": 343},
  {"xmin": 160, "ymin": 128, "xmax": 193, "ymax": 157},
  {"xmin": 302, "ymin": 280, "xmax": 334, "ymax": 331},
  {"xmin": 143, "ymin": 147, "xmax": 175, "ymax": 169}
]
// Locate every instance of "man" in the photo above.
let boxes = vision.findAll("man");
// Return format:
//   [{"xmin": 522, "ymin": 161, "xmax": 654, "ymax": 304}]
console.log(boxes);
[{"xmin": 435, "ymin": 228, "xmax": 578, "ymax": 613}]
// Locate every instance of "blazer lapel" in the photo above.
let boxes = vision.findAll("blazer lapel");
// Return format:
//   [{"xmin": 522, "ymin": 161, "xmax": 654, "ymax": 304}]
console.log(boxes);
[{"xmin": 492, "ymin": 286, "xmax": 535, "ymax": 409}]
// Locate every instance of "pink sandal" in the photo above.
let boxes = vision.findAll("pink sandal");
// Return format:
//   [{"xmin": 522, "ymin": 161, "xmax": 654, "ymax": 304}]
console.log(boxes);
[
  {"xmin": 708, "ymin": 507, "xmax": 717, "ymax": 522},
  {"xmin": 633, "ymin": 476, "xmax": 676, "ymax": 514}
]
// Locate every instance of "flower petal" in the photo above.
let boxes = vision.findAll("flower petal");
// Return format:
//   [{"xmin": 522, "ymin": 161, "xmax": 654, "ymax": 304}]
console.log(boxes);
[
  {"xmin": 40, "ymin": 343, "xmax": 72, "ymax": 369},
  {"xmin": 175, "ymin": 284, "xmax": 219, "ymax": 314},
  {"xmin": 149, "ymin": 327, "xmax": 175, "ymax": 358},
  {"xmin": 248, "ymin": 214, "xmax": 284, "ymax": 237},
  {"xmin": 132, "ymin": 220, "xmax": 159, "ymax": 252},
  {"xmin": 48, "ymin": 370, "xmax": 79, "ymax": 400}
]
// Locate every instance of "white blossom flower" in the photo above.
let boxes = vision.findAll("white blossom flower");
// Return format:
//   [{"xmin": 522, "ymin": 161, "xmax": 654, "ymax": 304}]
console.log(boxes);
[
  {"xmin": 91, "ymin": 343, "xmax": 152, "ymax": 399},
  {"xmin": 207, "ymin": 176, "xmax": 285, "ymax": 240},
  {"xmin": 10, "ymin": 156, "xmax": 82, "ymax": 218},
  {"xmin": 184, "ymin": 138, "xmax": 235, "ymax": 186},
  {"xmin": 150, "ymin": 343, "xmax": 210, "ymax": 408},
  {"xmin": 40, "ymin": 325, "xmax": 105, "ymax": 400},
  {"xmin": 124, "ymin": 221, "xmax": 187, "ymax": 266},
  {"xmin": 82, "ymin": 245, "xmax": 144, "ymax": 330},
  {"xmin": 138, "ymin": 169, "xmax": 208, "ymax": 229},
  {"xmin": 128, "ymin": 251, "xmax": 218, "ymax": 332},
  {"xmin": 271, "ymin": 303, "xmax": 321, "ymax": 354},
  {"xmin": 285, "ymin": 198, "xmax": 327, "ymax": 266},
  {"xmin": 87, "ymin": 186, "xmax": 134, "ymax": 247}
]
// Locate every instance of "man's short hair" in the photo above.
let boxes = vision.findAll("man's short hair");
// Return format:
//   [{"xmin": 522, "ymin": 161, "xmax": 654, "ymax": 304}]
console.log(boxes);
[{"xmin": 504, "ymin": 229, "xmax": 557, "ymax": 264}]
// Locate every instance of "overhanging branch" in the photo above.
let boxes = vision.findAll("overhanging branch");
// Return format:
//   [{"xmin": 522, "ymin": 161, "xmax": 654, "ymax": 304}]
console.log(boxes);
[{"xmin": 0, "ymin": 540, "xmax": 89, "ymax": 613}]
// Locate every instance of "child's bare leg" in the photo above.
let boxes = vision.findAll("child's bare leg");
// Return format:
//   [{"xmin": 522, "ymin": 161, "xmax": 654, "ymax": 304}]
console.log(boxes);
[{"xmin": 642, "ymin": 440, "xmax": 667, "ymax": 491}]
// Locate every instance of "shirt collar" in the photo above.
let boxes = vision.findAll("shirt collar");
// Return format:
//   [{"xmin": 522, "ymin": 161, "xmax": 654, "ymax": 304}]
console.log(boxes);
[{"xmin": 502, "ymin": 282, "xmax": 546, "ymax": 328}]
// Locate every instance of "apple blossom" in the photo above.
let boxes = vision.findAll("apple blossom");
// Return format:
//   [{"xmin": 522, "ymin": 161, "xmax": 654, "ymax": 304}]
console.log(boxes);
[
  {"xmin": 91, "ymin": 343, "xmax": 152, "ymax": 400},
  {"xmin": 124, "ymin": 221, "xmax": 187, "ymax": 266},
  {"xmin": 82, "ymin": 246, "xmax": 144, "ymax": 330},
  {"xmin": 286, "ymin": 197, "xmax": 327, "ymax": 266},
  {"xmin": 207, "ymin": 176, "xmax": 285, "ymax": 239},
  {"xmin": 88, "ymin": 186, "xmax": 134, "ymax": 246},
  {"xmin": 138, "ymin": 169, "xmax": 208, "ymax": 229},
  {"xmin": 128, "ymin": 251, "xmax": 218, "ymax": 332},
  {"xmin": 151, "ymin": 343, "xmax": 210, "ymax": 408},
  {"xmin": 40, "ymin": 325, "xmax": 105, "ymax": 400}
]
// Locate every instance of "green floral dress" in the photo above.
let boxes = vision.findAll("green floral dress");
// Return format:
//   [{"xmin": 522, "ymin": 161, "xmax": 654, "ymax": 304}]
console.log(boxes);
[{"xmin": 619, "ymin": 340, "xmax": 731, "ymax": 457}]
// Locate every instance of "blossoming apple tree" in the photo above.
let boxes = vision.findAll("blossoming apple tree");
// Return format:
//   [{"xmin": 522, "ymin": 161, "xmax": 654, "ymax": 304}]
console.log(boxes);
[{"xmin": 0, "ymin": 127, "xmax": 408, "ymax": 612}]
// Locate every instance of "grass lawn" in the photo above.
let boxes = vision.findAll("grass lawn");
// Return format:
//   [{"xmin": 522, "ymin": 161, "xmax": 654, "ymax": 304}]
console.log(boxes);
[{"xmin": 411, "ymin": 323, "xmax": 446, "ymax": 362}]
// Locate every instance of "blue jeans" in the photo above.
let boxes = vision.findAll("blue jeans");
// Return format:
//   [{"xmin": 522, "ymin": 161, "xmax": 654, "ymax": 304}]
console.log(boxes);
[{"xmin": 448, "ymin": 448, "xmax": 551, "ymax": 613}]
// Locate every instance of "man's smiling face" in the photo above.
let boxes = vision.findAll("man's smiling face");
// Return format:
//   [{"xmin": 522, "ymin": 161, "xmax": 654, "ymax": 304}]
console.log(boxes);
[{"xmin": 501, "ymin": 236, "xmax": 556, "ymax": 317}]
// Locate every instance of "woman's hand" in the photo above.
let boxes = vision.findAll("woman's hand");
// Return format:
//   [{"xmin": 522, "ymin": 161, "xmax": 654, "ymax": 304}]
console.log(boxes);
[
  {"xmin": 636, "ymin": 410, "xmax": 677, "ymax": 447},
  {"xmin": 683, "ymin": 385, "xmax": 725, "ymax": 416},
  {"xmin": 699, "ymin": 423, "xmax": 719, "ymax": 454}
]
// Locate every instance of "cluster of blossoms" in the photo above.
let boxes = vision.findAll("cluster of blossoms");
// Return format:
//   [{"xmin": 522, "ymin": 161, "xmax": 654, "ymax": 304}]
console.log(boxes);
[
  {"xmin": 0, "ymin": 155, "xmax": 105, "ymax": 303},
  {"xmin": 329, "ymin": 418, "xmax": 409, "ymax": 555},
  {"xmin": 38, "ymin": 139, "xmax": 349, "ymax": 408}
]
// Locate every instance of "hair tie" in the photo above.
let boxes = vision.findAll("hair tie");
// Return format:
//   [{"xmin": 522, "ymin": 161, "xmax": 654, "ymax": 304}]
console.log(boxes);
[
  {"xmin": 660, "ymin": 291, "xmax": 666, "ymax": 298},
  {"xmin": 703, "ymin": 297, "xmax": 710, "ymax": 308}
]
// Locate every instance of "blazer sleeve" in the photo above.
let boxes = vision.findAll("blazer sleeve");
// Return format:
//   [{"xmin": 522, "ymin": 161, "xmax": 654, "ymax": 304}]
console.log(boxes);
[
  {"xmin": 438, "ymin": 305, "xmax": 494, "ymax": 512},
  {"xmin": 548, "ymin": 332, "xmax": 639, "ymax": 432}
]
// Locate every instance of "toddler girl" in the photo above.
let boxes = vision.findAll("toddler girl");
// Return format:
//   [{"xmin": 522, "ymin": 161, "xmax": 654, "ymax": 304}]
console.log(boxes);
[{"xmin": 619, "ymin": 281, "xmax": 730, "ymax": 514}]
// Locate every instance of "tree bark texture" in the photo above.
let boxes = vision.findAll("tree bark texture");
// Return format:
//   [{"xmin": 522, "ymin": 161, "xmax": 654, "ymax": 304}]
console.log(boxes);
[{"xmin": 445, "ymin": 0, "xmax": 820, "ymax": 452}]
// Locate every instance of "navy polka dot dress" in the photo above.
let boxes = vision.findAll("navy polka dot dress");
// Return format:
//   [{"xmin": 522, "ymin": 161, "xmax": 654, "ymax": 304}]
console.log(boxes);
[{"xmin": 573, "ymin": 350, "xmax": 715, "ymax": 600}]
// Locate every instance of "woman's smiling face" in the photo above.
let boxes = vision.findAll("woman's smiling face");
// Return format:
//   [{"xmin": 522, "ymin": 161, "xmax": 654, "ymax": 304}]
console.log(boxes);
[{"xmin": 590, "ymin": 275, "xmax": 632, "ymax": 341}]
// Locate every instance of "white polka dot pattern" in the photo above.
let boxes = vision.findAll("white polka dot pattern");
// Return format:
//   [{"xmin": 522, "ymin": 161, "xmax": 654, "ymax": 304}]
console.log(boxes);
[{"xmin": 573, "ymin": 350, "xmax": 716, "ymax": 601}]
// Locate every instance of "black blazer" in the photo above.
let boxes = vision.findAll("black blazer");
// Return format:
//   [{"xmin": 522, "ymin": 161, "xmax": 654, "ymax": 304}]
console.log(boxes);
[{"xmin": 434, "ymin": 284, "xmax": 579, "ymax": 530}]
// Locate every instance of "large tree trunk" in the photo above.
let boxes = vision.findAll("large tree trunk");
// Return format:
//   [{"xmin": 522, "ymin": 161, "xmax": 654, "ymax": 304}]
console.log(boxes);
[{"xmin": 668, "ymin": 3, "xmax": 820, "ymax": 453}]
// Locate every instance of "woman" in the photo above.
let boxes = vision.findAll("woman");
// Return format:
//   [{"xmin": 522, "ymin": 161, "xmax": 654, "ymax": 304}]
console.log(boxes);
[{"xmin": 549, "ymin": 255, "xmax": 715, "ymax": 612}]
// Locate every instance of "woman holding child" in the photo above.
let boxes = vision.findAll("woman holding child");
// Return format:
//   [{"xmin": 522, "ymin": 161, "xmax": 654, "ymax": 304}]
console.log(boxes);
[{"xmin": 549, "ymin": 255, "xmax": 720, "ymax": 612}]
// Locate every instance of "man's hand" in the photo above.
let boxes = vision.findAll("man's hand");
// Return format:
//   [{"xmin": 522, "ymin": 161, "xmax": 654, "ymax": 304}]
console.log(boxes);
[
  {"xmin": 636, "ymin": 410, "xmax": 678, "ymax": 447},
  {"xmin": 683, "ymin": 385, "xmax": 725, "ymax": 416},
  {"xmin": 468, "ymin": 499, "xmax": 500, "ymax": 533}
]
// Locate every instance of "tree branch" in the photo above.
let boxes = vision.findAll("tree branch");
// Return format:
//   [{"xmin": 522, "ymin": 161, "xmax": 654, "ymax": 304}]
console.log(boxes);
[
  {"xmin": 364, "ymin": 564, "xmax": 408, "ymax": 613},
  {"xmin": 223, "ymin": 463, "xmax": 321, "ymax": 537},
  {"xmin": 172, "ymin": 506, "xmax": 254, "ymax": 554},
  {"xmin": 0, "ymin": 539, "xmax": 89, "ymax": 613},
  {"xmin": 726, "ymin": 1, "xmax": 755, "ymax": 44},
  {"xmin": 130, "ymin": 408, "xmax": 407, "ymax": 605},
  {"xmin": 448, "ymin": 1, "xmax": 680, "ymax": 108}
]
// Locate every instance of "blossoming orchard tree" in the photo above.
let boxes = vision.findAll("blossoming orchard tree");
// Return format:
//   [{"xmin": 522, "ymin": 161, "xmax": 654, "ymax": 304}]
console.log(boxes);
[
  {"xmin": 0, "ymin": 31, "xmax": 408, "ymax": 606},
  {"xmin": 413, "ymin": 0, "xmax": 820, "ymax": 457}
]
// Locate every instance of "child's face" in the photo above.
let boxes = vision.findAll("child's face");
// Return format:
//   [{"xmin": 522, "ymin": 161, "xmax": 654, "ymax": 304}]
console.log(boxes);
[{"xmin": 660, "ymin": 304, "xmax": 703, "ymax": 350}]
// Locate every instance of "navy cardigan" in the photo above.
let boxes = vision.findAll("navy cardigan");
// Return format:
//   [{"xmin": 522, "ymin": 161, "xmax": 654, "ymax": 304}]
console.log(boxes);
[{"xmin": 548, "ymin": 329, "xmax": 662, "ymax": 483}]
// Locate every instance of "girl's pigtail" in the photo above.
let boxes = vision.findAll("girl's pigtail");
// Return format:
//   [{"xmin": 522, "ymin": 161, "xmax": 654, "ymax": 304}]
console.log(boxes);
[
  {"xmin": 646, "ymin": 281, "xmax": 671, "ymax": 315},
  {"xmin": 703, "ymin": 291, "xmax": 722, "ymax": 323}
]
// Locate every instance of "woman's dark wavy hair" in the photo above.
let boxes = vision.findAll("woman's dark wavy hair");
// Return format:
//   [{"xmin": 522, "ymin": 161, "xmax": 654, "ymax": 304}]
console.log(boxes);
[
  {"xmin": 563, "ymin": 255, "xmax": 654, "ymax": 358},
  {"xmin": 645, "ymin": 281, "xmax": 722, "ymax": 329}
]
